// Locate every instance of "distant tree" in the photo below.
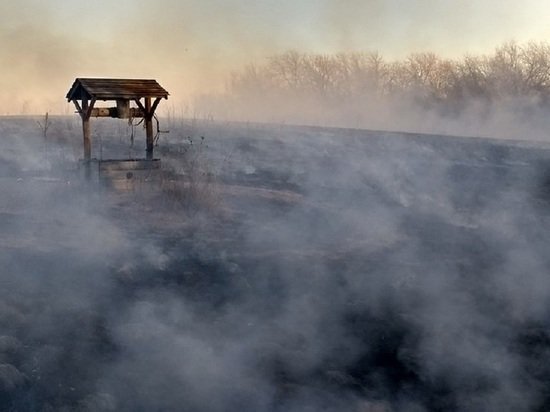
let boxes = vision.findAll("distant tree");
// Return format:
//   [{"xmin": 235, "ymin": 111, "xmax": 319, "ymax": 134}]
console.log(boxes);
[
  {"xmin": 486, "ymin": 41, "xmax": 526, "ymax": 97},
  {"xmin": 229, "ymin": 63, "xmax": 273, "ymax": 97},
  {"xmin": 268, "ymin": 50, "xmax": 306, "ymax": 91},
  {"xmin": 198, "ymin": 40, "xmax": 550, "ymax": 126},
  {"xmin": 301, "ymin": 54, "xmax": 339, "ymax": 97},
  {"xmin": 520, "ymin": 41, "xmax": 550, "ymax": 99},
  {"xmin": 336, "ymin": 52, "xmax": 387, "ymax": 97},
  {"xmin": 453, "ymin": 55, "xmax": 491, "ymax": 101}
]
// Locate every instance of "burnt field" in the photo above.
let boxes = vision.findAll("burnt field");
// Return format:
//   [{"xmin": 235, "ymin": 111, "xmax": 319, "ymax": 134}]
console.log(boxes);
[{"xmin": 1, "ymin": 116, "xmax": 550, "ymax": 411}]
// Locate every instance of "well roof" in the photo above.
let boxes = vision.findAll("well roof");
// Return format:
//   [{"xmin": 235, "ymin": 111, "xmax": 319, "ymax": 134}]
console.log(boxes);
[{"xmin": 66, "ymin": 78, "xmax": 169, "ymax": 101}]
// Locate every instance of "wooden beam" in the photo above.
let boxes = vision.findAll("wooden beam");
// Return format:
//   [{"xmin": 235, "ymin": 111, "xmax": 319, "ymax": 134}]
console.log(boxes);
[
  {"xmin": 72, "ymin": 100, "xmax": 83, "ymax": 116},
  {"xmin": 134, "ymin": 98, "xmax": 146, "ymax": 112},
  {"xmin": 134, "ymin": 97, "xmax": 162, "ymax": 118},
  {"xmin": 150, "ymin": 97, "xmax": 162, "ymax": 117},
  {"xmin": 91, "ymin": 107, "xmax": 118, "ymax": 118},
  {"xmin": 84, "ymin": 98, "xmax": 96, "ymax": 121}
]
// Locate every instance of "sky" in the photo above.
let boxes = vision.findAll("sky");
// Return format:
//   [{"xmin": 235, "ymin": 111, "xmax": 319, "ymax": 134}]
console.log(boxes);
[{"xmin": 1, "ymin": 0, "xmax": 549, "ymax": 114}]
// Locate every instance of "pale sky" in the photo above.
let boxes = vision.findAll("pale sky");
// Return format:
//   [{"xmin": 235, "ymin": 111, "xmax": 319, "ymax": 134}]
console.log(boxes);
[{"xmin": 1, "ymin": 0, "xmax": 549, "ymax": 114}]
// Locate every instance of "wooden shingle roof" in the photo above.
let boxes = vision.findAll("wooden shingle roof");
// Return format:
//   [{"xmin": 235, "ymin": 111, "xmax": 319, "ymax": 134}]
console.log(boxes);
[{"xmin": 66, "ymin": 78, "xmax": 169, "ymax": 101}]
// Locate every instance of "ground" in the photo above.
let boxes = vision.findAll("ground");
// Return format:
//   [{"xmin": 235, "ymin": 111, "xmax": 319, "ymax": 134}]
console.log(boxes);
[{"xmin": 1, "ymin": 116, "xmax": 550, "ymax": 411}]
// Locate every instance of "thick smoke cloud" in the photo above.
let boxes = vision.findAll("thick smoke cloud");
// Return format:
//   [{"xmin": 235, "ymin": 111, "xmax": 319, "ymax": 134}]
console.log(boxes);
[{"xmin": 1, "ymin": 116, "xmax": 550, "ymax": 411}]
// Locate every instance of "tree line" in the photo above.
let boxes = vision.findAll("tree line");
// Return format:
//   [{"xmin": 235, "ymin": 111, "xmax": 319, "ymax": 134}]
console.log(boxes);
[{"xmin": 195, "ymin": 42, "xmax": 550, "ymax": 135}]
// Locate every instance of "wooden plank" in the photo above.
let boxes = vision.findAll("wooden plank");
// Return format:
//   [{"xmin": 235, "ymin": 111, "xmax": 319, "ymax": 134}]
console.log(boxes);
[
  {"xmin": 99, "ymin": 159, "xmax": 161, "ymax": 172},
  {"xmin": 100, "ymin": 170, "xmax": 159, "ymax": 180}
]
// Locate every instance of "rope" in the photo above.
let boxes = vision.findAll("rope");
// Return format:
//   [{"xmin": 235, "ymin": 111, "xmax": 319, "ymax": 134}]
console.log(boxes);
[
  {"xmin": 153, "ymin": 114, "xmax": 169, "ymax": 146},
  {"xmin": 126, "ymin": 111, "xmax": 168, "ymax": 149},
  {"xmin": 128, "ymin": 117, "xmax": 144, "ymax": 147}
]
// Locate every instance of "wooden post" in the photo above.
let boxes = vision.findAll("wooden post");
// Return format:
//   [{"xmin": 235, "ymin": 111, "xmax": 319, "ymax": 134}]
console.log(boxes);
[
  {"xmin": 145, "ymin": 97, "xmax": 154, "ymax": 160},
  {"xmin": 82, "ymin": 98, "xmax": 91, "ymax": 161},
  {"xmin": 80, "ymin": 98, "xmax": 91, "ymax": 179}
]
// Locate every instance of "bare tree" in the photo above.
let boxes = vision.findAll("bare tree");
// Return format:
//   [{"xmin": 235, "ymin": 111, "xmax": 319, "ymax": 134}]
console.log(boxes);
[
  {"xmin": 302, "ymin": 54, "xmax": 340, "ymax": 97},
  {"xmin": 197, "ymin": 41, "xmax": 550, "ymax": 125},
  {"xmin": 268, "ymin": 51, "xmax": 306, "ymax": 91},
  {"xmin": 520, "ymin": 41, "xmax": 550, "ymax": 97},
  {"xmin": 406, "ymin": 52, "xmax": 440, "ymax": 88},
  {"xmin": 454, "ymin": 55, "xmax": 491, "ymax": 100},
  {"xmin": 487, "ymin": 41, "xmax": 525, "ymax": 96}
]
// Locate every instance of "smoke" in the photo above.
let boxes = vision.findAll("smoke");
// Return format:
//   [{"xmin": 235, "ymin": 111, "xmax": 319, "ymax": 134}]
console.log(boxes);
[
  {"xmin": 2, "ymin": 3, "xmax": 550, "ymax": 410},
  {"xmin": 0, "ymin": 0, "xmax": 307, "ymax": 114},
  {"xmin": 2, "ymin": 115, "xmax": 550, "ymax": 410}
]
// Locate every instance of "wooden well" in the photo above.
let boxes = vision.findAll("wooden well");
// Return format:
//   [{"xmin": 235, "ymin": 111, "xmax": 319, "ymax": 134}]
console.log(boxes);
[{"xmin": 66, "ymin": 78, "xmax": 169, "ymax": 165}]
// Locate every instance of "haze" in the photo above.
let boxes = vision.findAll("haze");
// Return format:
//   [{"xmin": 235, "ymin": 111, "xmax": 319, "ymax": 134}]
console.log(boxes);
[{"xmin": 1, "ymin": 0, "xmax": 549, "ymax": 114}]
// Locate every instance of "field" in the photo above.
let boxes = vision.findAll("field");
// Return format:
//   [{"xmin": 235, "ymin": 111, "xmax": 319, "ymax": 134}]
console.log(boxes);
[{"xmin": 1, "ymin": 116, "xmax": 550, "ymax": 411}]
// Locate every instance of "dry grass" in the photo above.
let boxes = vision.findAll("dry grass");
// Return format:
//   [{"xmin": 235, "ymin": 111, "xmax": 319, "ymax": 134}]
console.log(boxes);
[{"xmin": 159, "ymin": 135, "xmax": 221, "ymax": 214}]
